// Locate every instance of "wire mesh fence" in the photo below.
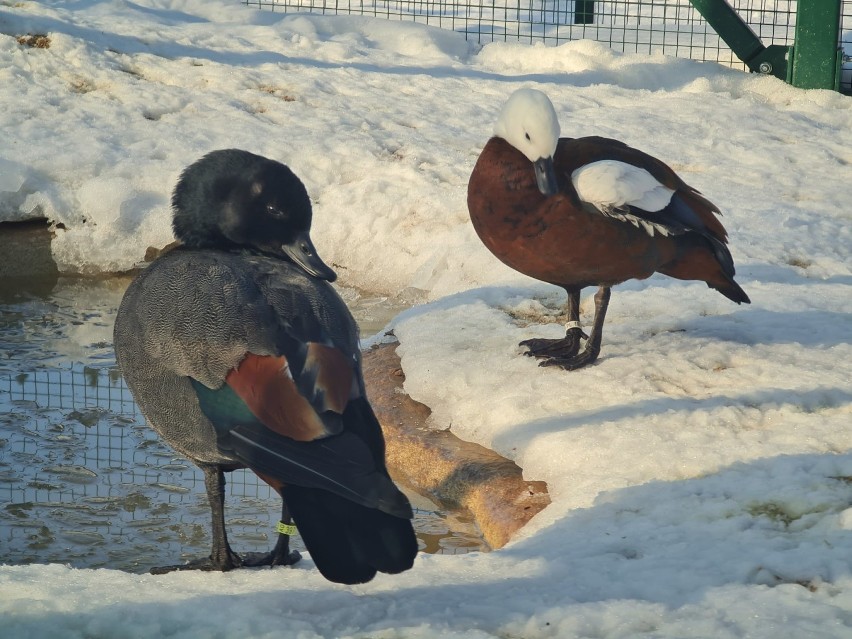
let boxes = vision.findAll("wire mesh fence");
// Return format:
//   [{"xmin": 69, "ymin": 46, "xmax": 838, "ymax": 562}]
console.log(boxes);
[
  {"xmin": 0, "ymin": 364, "xmax": 485, "ymax": 571},
  {"xmin": 243, "ymin": 1, "xmax": 790, "ymax": 66},
  {"xmin": 242, "ymin": 0, "xmax": 851, "ymax": 90},
  {"xmin": 0, "ymin": 365, "xmax": 212, "ymax": 571},
  {"xmin": 842, "ymin": 3, "xmax": 852, "ymax": 93}
]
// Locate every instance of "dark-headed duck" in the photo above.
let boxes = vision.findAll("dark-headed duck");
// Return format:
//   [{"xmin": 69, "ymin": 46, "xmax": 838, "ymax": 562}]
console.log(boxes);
[
  {"xmin": 468, "ymin": 89, "xmax": 750, "ymax": 370},
  {"xmin": 114, "ymin": 149, "xmax": 417, "ymax": 584}
]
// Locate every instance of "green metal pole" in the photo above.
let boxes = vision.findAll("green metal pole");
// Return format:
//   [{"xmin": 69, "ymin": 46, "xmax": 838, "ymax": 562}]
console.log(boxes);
[
  {"xmin": 790, "ymin": 0, "xmax": 842, "ymax": 90},
  {"xmin": 689, "ymin": 0, "xmax": 764, "ymax": 64},
  {"xmin": 689, "ymin": 0, "xmax": 790, "ymax": 81}
]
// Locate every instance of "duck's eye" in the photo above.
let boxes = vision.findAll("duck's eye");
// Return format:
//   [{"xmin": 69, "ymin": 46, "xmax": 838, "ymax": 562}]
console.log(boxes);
[
  {"xmin": 266, "ymin": 204, "xmax": 285, "ymax": 219},
  {"xmin": 525, "ymin": 132, "xmax": 531, "ymax": 141}
]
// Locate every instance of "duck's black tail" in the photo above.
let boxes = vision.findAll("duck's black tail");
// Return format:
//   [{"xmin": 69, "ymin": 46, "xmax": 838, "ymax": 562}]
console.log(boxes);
[
  {"xmin": 282, "ymin": 485, "xmax": 418, "ymax": 584},
  {"xmin": 704, "ymin": 236, "xmax": 751, "ymax": 305}
]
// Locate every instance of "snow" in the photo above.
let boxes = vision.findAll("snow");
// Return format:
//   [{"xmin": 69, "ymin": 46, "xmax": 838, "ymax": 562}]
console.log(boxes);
[{"xmin": 2, "ymin": 1, "xmax": 852, "ymax": 637}]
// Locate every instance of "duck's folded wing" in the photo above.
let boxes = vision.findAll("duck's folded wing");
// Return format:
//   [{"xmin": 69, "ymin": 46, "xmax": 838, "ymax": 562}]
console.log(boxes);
[
  {"xmin": 570, "ymin": 159, "xmax": 737, "ymax": 274},
  {"xmin": 232, "ymin": 418, "xmax": 411, "ymax": 519},
  {"xmin": 562, "ymin": 137, "xmax": 729, "ymax": 243},
  {"xmin": 189, "ymin": 347, "xmax": 411, "ymax": 517},
  {"xmin": 571, "ymin": 160, "xmax": 689, "ymax": 234},
  {"xmin": 192, "ymin": 376, "xmax": 411, "ymax": 518},
  {"xmin": 133, "ymin": 253, "xmax": 360, "ymax": 434},
  {"xmin": 191, "ymin": 341, "xmax": 357, "ymax": 439}
]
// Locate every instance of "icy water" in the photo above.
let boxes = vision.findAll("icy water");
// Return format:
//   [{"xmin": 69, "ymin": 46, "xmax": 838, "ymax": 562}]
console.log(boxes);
[{"xmin": 0, "ymin": 276, "xmax": 486, "ymax": 573}]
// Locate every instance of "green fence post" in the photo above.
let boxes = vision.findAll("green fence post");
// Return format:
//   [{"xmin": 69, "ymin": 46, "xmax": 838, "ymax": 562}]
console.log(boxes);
[
  {"xmin": 790, "ymin": 0, "xmax": 842, "ymax": 90},
  {"xmin": 689, "ymin": 0, "xmax": 763, "ymax": 63}
]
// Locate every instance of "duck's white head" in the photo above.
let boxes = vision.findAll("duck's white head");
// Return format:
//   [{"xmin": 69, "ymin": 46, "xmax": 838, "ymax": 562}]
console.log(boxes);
[
  {"xmin": 493, "ymin": 89, "xmax": 561, "ymax": 196},
  {"xmin": 493, "ymin": 88, "xmax": 560, "ymax": 163}
]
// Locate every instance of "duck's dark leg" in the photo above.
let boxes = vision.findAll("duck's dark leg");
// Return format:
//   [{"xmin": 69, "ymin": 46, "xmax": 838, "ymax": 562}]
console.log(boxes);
[
  {"xmin": 151, "ymin": 464, "xmax": 242, "ymax": 574},
  {"xmin": 540, "ymin": 286, "xmax": 610, "ymax": 370},
  {"xmin": 241, "ymin": 500, "xmax": 302, "ymax": 567},
  {"xmin": 520, "ymin": 287, "xmax": 587, "ymax": 358}
]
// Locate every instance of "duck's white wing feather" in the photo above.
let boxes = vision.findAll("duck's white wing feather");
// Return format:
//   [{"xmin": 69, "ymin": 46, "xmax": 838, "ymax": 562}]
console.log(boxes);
[
  {"xmin": 572, "ymin": 160, "xmax": 674, "ymax": 212},
  {"xmin": 571, "ymin": 160, "xmax": 683, "ymax": 237}
]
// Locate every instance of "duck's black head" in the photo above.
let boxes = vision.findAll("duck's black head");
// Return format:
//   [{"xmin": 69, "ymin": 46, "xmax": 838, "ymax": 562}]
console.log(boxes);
[{"xmin": 171, "ymin": 149, "xmax": 337, "ymax": 282}]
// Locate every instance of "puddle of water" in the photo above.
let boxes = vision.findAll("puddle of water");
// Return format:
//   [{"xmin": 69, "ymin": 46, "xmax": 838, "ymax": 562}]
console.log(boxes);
[{"xmin": 0, "ymin": 276, "xmax": 485, "ymax": 573}]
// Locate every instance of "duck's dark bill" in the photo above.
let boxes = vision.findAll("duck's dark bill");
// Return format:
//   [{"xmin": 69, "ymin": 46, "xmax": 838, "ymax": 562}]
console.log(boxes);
[
  {"xmin": 534, "ymin": 157, "xmax": 559, "ymax": 197},
  {"xmin": 282, "ymin": 233, "xmax": 337, "ymax": 282}
]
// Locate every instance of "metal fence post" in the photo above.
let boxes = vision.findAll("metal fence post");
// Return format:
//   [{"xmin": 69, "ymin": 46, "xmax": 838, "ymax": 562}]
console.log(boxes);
[
  {"xmin": 574, "ymin": 1, "xmax": 595, "ymax": 25},
  {"xmin": 688, "ymin": 0, "xmax": 790, "ymax": 81},
  {"xmin": 790, "ymin": 0, "xmax": 843, "ymax": 90}
]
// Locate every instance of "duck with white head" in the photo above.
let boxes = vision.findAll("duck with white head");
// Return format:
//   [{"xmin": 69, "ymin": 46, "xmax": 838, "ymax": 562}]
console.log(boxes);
[{"xmin": 468, "ymin": 88, "xmax": 750, "ymax": 370}]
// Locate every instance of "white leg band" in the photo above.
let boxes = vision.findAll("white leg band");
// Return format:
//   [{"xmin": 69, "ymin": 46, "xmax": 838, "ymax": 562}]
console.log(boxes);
[{"xmin": 564, "ymin": 320, "xmax": 583, "ymax": 331}]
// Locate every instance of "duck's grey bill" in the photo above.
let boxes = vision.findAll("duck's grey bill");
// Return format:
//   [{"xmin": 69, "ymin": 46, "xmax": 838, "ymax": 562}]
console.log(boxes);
[
  {"xmin": 282, "ymin": 232, "xmax": 337, "ymax": 282},
  {"xmin": 534, "ymin": 157, "xmax": 559, "ymax": 197}
]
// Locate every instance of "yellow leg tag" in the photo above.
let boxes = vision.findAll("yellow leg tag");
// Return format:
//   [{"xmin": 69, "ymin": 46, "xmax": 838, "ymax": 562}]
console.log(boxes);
[{"xmin": 276, "ymin": 521, "xmax": 297, "ymax": 536}]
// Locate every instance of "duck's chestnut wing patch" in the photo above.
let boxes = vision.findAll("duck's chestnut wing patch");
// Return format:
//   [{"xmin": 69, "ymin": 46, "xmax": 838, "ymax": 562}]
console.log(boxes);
[
  {"xmin": 192, "ymin": 346, "xmax": 354, "ymax": 446},
  {"xmin": 223, "ymin": 352, "xmax": 335, "ymax": 442},
  {"xmin": 300, "ymin": 343, "xmax": 355, "ymax": 416}
]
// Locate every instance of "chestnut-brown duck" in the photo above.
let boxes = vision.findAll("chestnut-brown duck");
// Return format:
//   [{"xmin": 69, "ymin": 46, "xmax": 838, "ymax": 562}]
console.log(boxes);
[{"xmin": 468, "ymin": 89, "xmax": 750, "ymax": 370}]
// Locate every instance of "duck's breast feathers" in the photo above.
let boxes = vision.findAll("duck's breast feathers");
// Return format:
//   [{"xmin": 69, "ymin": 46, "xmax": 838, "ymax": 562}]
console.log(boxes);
[{"xmin": 557, "ymin": 136, "xmax": 729, "ymax": 243}]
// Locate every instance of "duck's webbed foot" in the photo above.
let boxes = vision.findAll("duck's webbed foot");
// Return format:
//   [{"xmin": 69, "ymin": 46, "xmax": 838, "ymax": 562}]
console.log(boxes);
[
  {"xmin": 536, "ymin": 287, "xmax": 610, "ymax": 371},
  {"xmin": 241, "ymin": 543, "xmax": 301, "ymax": 568},
  {"xmin": 538, "ymin": 343, "xmax": 601, "ymax": 370},
  {"xmin": 241, "ymin": 550, "xmax": 302, "ymax": 567},
  {"xmin": 150, "ymin": 544, "xmax": 301, "ymax": 574},
  {"xmin": 150, "ymin": 463, "xmax": 287, "ymax": 575},
  {"xmin": 520, "ymin": 326, "xmax": 587, "ymax": 360},
  {"xmin": 241, "ymin": 510, "xmax": 301, "ymax": 568},
  {"xmin": 150, "ymin": 548, "xmax": 244, "ymax": 574}
]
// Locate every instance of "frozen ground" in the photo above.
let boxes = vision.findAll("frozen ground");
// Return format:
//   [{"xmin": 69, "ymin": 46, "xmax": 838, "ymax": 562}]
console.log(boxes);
[{"xmin": 1, "ymin": 1, "xmax": 851, "ymax": 637}]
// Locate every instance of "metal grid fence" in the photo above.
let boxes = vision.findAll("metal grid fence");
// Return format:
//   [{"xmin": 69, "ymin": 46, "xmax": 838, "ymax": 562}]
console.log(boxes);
[
  {"xmin": 0, "ymin": 364, "xmax": 484, "ymax": 571},
  {"xmin": 242, "ymin": 0, "xmax": 852, "ymax": 91},
  {"xmin": 843, "ymin": 6, "xmax": 852, "ymax": 92}
]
